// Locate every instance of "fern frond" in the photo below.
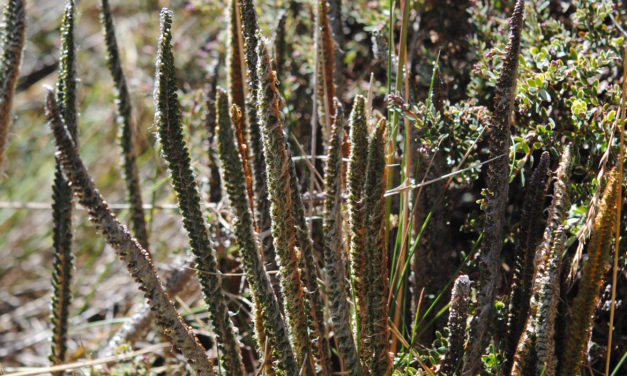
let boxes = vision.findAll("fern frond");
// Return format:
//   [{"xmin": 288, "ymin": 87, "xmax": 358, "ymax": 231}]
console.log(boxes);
[
  {"xmin": 512, "ymin": 146, "xmax": 573, "ymax": 376},
  {"xmin": 323, "ymin": 99, "xmax": 359, "ymax": 374},
  {"xmin": 153, "ymin": 9, "xmax": 244, "ymax": 375},
  {"xmin": 560, "ymin": 169, "xmax": 619, "ymax": 376},
  {"xmin": 216, "ymin": 89, "xmax": 297, "ymax": 375},
  {"xmin": 347, "ymin": 95, "xmax": 369, "ymax": 362},
  {"xmin": 99, "ymin": 0, "xmax": 149, "ymax": 249},
  {"xmin": 439, "ymin": 274, "xmax": 471, "ymax": 376},
  {"xmin": 203, "ymin": 61, "xmax": 222, "ymax": 203},
  {"xmin": 286, "ymin": 140, "xmax": 331, "ymax": 375},
  {"xmin": 504, "ymin": 151, "xmax": 551, "ymax": 373},
  {"xmin": 50, "ymin": 2, "xmax": 77, "ymax": 370},
  {"xmin": 45, "ymin": 91, "xmax": 214, "ymax": 376},
  {"xmin": 257, "ymin": 34, "xmax": 314, "ymax": 372},
  {"xmin": 0, "ymin": 0, "xmax": 25, "ymax": 171},
  {"xmin": 363, "ymin": 119, "xmax": 390, "ymax": 375},
  {"xmin": 463, "ymin": 1, "xmax": 525, "ymax": 374},
  {"xmin": 238, "ymin": 0, "xmax": 277, "ymax": 282}
]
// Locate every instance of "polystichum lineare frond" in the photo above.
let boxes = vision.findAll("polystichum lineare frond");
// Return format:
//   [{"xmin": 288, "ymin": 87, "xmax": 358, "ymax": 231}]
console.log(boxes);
[
  {"xmin": 504, "ymin": 151, "xmax": 551, "ymax": 374},
  {"xmin": 322, "ymin": 99, "xmax": 359, "ymax": 374},
  {"xmin": 560, "ymin": 169, "xmax": 619, "ymax": 376},
  {"xmin": 50, "ymin": 2, "xmax": 76, "ymax": 371},
  {"xmin": 238, "ymin": 0, "xmax": 277, "ymax": 283},
  {"xmin": 257, "ymin": 33, "xmax": 314, "ymax": 373},
  {"xmin": 463, "ymin": 1, "xmax": 524, "ymax": 374},
  {"xmin": 362, "ymin": 119, "xmax": 390, "ymax": 375},
  {"xmin": 439, "ymin": 274, "xmax": 471, "ymax": 376},
  {"xmin": 153, "ymin": 9, "xmax": 244, "ymax": 375},
  {"xmin": 46, "ymin": 90, "xmax": 214, "ymax": 376},
  {"xmin": 347, "ymin": 95, "xmax": 369, "ymax": 362},
  {"xmin": 0, "ymin": 0, "xmax": 25, "ymax": 172},
  {"xmin": 216, "ymin": 88, "xmax": 298, "ymax": 375},
  {"xmin": 99, "ymin": 0, "xmax": 149, "ymax": 249},
  {"xmin": 286, "ymin": 140, "xmax": 331, "ymax": 375}
]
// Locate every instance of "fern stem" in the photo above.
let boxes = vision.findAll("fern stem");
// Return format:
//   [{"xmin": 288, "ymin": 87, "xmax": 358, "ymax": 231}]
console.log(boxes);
[
  {"xmin": 216, "ymin": 88, "xmax": 298, "ymax": 375},
  {"xmin": 153, "ymin": 9, "xmax": 244, "ymax": 375},
  {"xmin": 99, "ymin": 0, "xmax": 149, "ymax": 249},
  {"xmin": 46, "ymin": 90, "xmax": 214, "ymax": 376},
  {"xmin": 0, "ymin": 0, "xmax": 25, "ymax": 172}
]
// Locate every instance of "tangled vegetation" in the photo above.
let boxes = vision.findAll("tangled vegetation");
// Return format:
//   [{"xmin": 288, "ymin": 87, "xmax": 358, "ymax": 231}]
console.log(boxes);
[{"xmin": 0, "ymin": 0, "xmax": 625, "ymax": 375}]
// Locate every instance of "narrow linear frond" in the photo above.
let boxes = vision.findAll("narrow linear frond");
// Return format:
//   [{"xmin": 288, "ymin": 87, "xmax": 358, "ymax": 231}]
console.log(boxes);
[
  {"xmin": 216, "ymin": 88, "xmax": 298, "ymax": 375},
  {"xmin": 463, "ymin": 1, "xmax": 524, "ymax": 374},
  {"xmin": 322, "ymin": 99, "xmax": 359, "ymax": 374},
  {"xmin": 504, "ymin": 151, "xmax": 551, "ymax": 373},
  {"xmin": 439, "ymin": 274, "xmax": 471, "ymax": 376},
  {"xmin": 100, "ymin": 0, "xmax": 149, "ymax": 249},
  {"xmin": 363, "ymin": 119, "xmax": 390, "ymax": 375},
  {"xmin": 560, "ymin": 169, "xmax": 619, "ymax": 376},
  {"xmin": 0, "ymin": 0, "xmax": 25, "ymax": 171},
  {"xmin": 153, "ymin": 9, "xmax": 244, "ymax": 375},
  {"xmin": 256, "ymin": 34, "xmax": 314, "ymax": 372}
]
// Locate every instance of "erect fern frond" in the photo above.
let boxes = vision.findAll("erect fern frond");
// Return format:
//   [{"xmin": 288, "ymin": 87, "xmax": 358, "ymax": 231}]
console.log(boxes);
[
  {"xmin": 153, "ymin": 9, "xmax": 244, "ymax": 375},
  {"xmin": 203, "ymin": 61, "xmax": 222, "ymax": 203},
  {"xmin": 50, "ymin": 2, "xmax": 77, "ymax": 371},
  {"xmin": 286, "ymin": 140, "xmax": 331, "ymax": 375},
  {"xmin": 237, "ymin": 0, "xmax": 277, "ymax": 283},
  {"xmin": 347, "ymin": 95, "xmax": 369, "ymax": 360},
  {"xmin": 216, "ymin": 88, "xmax": 297, "ymax": 375},
  {"xmin": 439, "ymin": 274, "xmax": 471, "ymax": 376},
  {"xmin": 463, "ymin": 1, "xmax": 525, "ymax": 374},
  {"xmin": 504, "ymin": 151, "xmax": 551, "ymax": 373},
  {"xmin": 316, "ymin": 0, "xmax": 335, "ymax": 119},
  {"xmin": 45, "ymin": 90, "xmax": 214, "ymax": 376},
  {"xmin": 363, "ymin": 119, "xmax": 390, "ymax": 375},
  {"xmin": 272, "ymin": 10, "xmax": 286, "ymax": 77},
  {"xmin": 228, "ymin": 0, "xmax": 246, "ymax": 114},
  {"xmin": 0, "ymin": 0, "xmax": 25, "ymax": 172},
  {"xmin": 257, "ymin": 34, "xmax": 314, "ymax": 373},
  {"xmin": 322, "ymin": 99, "xmax": 359, "ymax": 374},
  {"xmin": 99, "ymin": 0, "xmax": 149, "ymax": 249},
  {"xmin": 560, "ymin": 169, "xmax": 619, "ymax": 376}
]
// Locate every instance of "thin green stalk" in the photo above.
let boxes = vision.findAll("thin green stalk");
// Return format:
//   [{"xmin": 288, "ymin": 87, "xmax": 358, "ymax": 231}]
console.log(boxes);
[{"xmin": 153, "ymin": 9, "xmax": 244, "ymax": 375}]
